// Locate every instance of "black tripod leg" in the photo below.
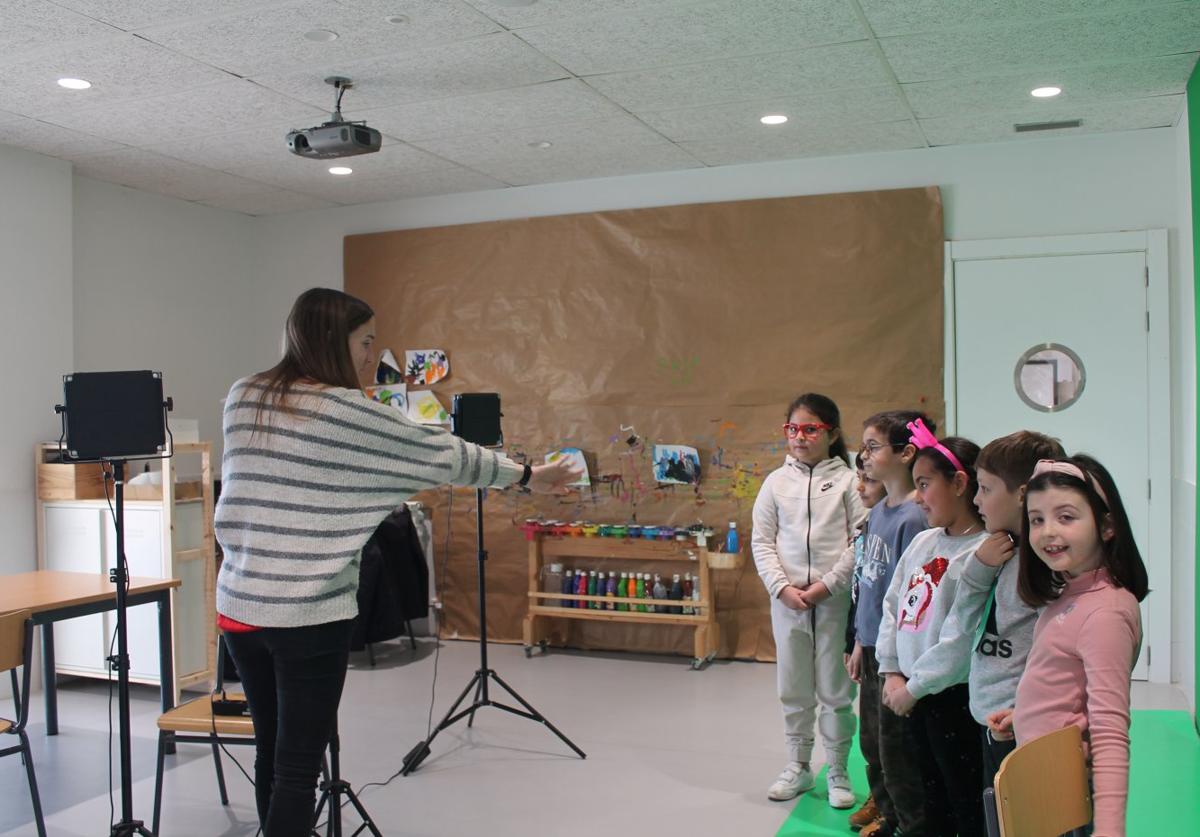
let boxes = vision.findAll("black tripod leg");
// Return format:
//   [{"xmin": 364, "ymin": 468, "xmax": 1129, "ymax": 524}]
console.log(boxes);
[
  {"xmin": 488, "ymin": 670, "xmax": 587, "ymax": 759},
  {"xmin": 466, "ymin": 676, "xmax": 484, "ymax": 728},
  {"xmin": 343, "ymin": 788, "xmax": 383, "ymax": 837},
  {"xmin": 402, "ymin": 671, "xmax": 482, "ymax": 774}
]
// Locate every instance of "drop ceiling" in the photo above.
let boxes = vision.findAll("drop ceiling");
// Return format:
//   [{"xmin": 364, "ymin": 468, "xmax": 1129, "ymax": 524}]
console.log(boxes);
[{"xmin": 0, "ymin": 0, "xmax": 1194, "ymax": 215}]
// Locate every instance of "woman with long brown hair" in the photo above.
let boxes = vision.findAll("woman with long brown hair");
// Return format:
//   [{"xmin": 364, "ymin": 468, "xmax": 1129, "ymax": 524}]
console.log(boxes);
[{"xmin": 215, "ymin": 288, "xmax": 578, "ymax": 835}]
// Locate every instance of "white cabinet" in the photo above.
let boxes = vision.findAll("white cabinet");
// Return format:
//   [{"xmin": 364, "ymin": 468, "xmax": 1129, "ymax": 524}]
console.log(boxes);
[{"xmin": 36, "ymin": 443, "xmax": 217, "ymax": 698}]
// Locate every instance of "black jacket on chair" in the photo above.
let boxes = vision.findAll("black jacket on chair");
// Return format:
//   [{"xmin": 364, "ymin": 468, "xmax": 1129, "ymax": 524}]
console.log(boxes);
[{"xmin": 352, "ymin": 506, "xmax": 429, "ymax": 650}]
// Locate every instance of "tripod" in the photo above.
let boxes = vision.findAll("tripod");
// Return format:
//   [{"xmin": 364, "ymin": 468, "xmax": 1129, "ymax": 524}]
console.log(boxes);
[
  {"xmin": 108, "ymin": 460, "xmax": 154, "ymax": 836},
  {"xmin": 400, "ymin": 488, "xmax": 584, "ymax": 775},
  {"xmin": 311, "ymin": 725, "xmax": 381, "ymax": 837}
]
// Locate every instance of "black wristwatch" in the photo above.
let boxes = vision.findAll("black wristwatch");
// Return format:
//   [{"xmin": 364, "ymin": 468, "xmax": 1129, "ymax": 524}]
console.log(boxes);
[{"xmin": 518, "ymin": 464, "xmax": 532, "ymax": 487}]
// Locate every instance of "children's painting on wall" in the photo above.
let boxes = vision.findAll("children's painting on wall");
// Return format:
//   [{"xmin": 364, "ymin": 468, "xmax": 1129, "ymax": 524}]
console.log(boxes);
[
  {"xmin": 365, "ymin": 384, "xmax": 407, "ymax": 411},
  {"xmin": 652, "ymin": 444, "xmax": 701, "ymax": 485},
  {"xmin": 376, "ymin": 349, "xmax": 404, "ymax": 385},
  {"xmin": 408, "ymin": 390, "xmax": 449, "ymax": 424},
  {"xmin": 405, "ymin": 349, "xmax": 449, "ymax": 385},
  {"xmin": 545, "ymin": 447, "xmax": 590, "ymax": 488}
]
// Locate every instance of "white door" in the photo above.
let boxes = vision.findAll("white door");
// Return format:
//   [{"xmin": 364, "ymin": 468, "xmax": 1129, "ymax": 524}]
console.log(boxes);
[{"xmin": 951, "ymin": 232, "xmax": 1170, "ymax": 682}]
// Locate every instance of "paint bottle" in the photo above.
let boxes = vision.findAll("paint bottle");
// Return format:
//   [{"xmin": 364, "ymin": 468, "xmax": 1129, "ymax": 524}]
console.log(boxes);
[
  {"xmin": 691, "ymin": 574, "xmax": 701, "ymax": 613},
  {"xmin": 588, "ymin": 571, "xmax": 599, "ymax": 609},
  {"xmin": 652, "ymin": 574, "xmax": 668, "ymax": 611},
  {"xmin": 575, "ymin": 570, "xmax": 588, "ymax": 607},
  {"xmin": 682, "ymin": 573, "xmax": 694, "ymax": 614},
  {"xmin": 606, "ymin": 572, "xmax": 618, "ymax": 609},
  {"xmin": 616, "ymin": 572, "xmax": 629, "ymax": 611},
  {"xmin": 669, "ymin": 573, "xmax": 684, "ymax": 614},
  {"xmin": 725, "ymin": 522, "xmax": 739, "ymax": 555},
  {"xmin": 635, "ymin": 573, "xmax": 647, "ymax": 612},
  {"xmin": 562, "ymin": 569, "xmax": 574, "ymax": 608},
  {"xmin": 544, "ymin": 562, "xmax": 564, "ymax": 608}
]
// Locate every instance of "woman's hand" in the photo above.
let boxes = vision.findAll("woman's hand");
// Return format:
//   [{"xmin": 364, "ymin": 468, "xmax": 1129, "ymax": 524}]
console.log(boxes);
[{"xmin": 525, "ymin": 459, "xmax": 584, "ymax": 494}]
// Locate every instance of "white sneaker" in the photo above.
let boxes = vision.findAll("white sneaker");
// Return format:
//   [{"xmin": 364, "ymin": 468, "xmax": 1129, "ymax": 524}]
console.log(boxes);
[
  {"xmin": 767, "ymin": 762, "xmax": 815, "ymax": 801},
  {"xmin": 826, "ymin": 765, "xmax": 856, "ymax": 809}
]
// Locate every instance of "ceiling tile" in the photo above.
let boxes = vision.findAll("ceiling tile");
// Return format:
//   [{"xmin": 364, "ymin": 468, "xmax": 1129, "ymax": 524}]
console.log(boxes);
[
  {"xmin": 586, "ymin": 41, "xmax": 892, "ymax": 113},
  {"xmin": 638, "ymin": 86, "xmax": 910, "ymax": 143},
  {"xmin": 197, "ymin": 188, "xmax": 339, "ymax": 215},
  {"xmin": 0, "ymin": 34, "xmax": 232, "ymax": 120},
  {"xmin": 410, "ymin": 115, "xmax": 703, "ymax": 184},
  {"xmin": 250, "ymin": 32, "xmax": 568, "ymax": 112},
  {"xmin": 73, "ymin": 147, "xmax": 278, "ymax": 201},
  {"xmin": 0, "ymin": 110, "xmax": 125, "ymax": 160},
  {"xmin": 361, "ymin": 79, "xmax": 625, "ymax": 141},
  {"xmin": 221, "ymin": 141, "xmax": 457, "ymax": 192},
  {"xmin": 0, "ymin": 0, "xmax": 121, "ymax": 60},
  {"xmin": 292, "ymin": 166, "xmax": 508, "ymax": 203},
  {"xmin": 676, "ymin": 119, "xmax": 926, "ymax": 165},
  {"xmin": 52, "ymin": 1, "xmax": 283, "ymax": 31},
  {"xmin": 858, "ymin": 0, "xmax": 1168, "ymax": 38},
  {"xmin": 919, "ymin": 94, "xmax": 1185, "ymax": 146},
  {"xmin": 462, "ymin": 0, "xmax": 700, "ymax": 29},
  {"xmin": 40, "ymin": 79, "xmax": 326, "ymax": 146},
  {"xmin": 516, "ymin": 0, "xmax": 866, "ymax": 76},
  {"xmin": 140, "ymin": 0, "xmax": 500, "ymax": 76},
  {"xmin": 904, "ymin": 53, "xmax": 1198, "ymax": 118},
  {"xmin": 880, "ymin": 3, "xmax": 1200, "ymax": 83},
  {"xmin": 147, "ymin": 121, "xmax": 328, "ymax": 172}
]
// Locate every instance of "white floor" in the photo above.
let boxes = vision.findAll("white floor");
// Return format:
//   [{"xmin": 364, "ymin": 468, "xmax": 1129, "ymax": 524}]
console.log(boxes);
[{"xmin": 1, "ymin": 641, "xmax": 1190, "ymax": 837}]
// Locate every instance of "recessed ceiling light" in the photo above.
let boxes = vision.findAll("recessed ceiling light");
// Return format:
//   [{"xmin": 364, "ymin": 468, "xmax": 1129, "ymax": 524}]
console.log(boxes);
[
  {"xmin": 329, "ymin": 166, "xmax": 353, "ymax": 175},
  {"xmin": 57, "ymin": 77, "xmax": 92, "ymax": 90},
  {"xmin": 384, "ymin": 14, "xmax": 409, "ymax": 24},
  {"xmin": 528, "ymin": 140, "xmax": 553, "ymax": 149},
  {"xmin": 760, "ymin": 114, "xmax": 788, "ymax": 125},
  {"xmin": 304, "ymin": 29, "xmax": 339, "ymax": 42},
  {"xmin": 1031, "ymin": 86, "xmax": 1062, "ymax": 98}
]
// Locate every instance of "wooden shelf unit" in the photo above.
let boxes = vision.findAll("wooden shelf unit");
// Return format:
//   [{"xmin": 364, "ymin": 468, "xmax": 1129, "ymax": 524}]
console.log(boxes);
[{"xmin": 522, "ymin": 534, "xmax": 719, "ymax": 669}]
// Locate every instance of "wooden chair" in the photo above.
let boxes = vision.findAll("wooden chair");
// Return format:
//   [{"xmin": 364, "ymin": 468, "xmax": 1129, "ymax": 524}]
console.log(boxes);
[
  {"xmin": 986, "ymin": 725, "xmax": 1092, "ymax": 837},
  {"xmin": 151, "ymin": 636, "xmax": 255, "ymax": 836},
  {"xmin": 0, "ymin": 609, "xmax": 47, "ymax": 837}
]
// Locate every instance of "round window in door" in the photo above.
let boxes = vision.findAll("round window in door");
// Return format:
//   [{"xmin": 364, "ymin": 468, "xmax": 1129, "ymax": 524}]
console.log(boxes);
[{"xmin": 1014, "ymin": 343, "xmax": 1086, "ymax": 412}]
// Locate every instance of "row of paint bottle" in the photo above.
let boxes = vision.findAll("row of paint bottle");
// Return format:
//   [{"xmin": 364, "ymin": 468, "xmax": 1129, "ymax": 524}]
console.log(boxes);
[{"xmin": 545, "ymin": 565, "xmax": 700, "ymax": 613}]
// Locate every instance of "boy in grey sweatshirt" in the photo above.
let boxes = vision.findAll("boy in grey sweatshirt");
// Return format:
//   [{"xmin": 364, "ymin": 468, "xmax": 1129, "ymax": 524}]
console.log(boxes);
[{"xmin": 946, "ymin": 430, "xmax": 1065, "ymax": 789}]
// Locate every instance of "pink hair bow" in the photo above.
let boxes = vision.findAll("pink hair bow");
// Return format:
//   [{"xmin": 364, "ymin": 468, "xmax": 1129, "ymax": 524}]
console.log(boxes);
[{"xmin": 906, "ymin": 418, "xmax": 965, "ymax": 474}]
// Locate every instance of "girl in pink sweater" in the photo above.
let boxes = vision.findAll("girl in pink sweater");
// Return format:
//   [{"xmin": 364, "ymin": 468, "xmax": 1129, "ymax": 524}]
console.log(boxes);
[{"xmin": 1010, "ymin": 455, "xmax": 1149, "ymax": 837}]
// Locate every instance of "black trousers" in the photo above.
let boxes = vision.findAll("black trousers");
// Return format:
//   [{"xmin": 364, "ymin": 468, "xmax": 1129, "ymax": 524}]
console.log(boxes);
[
  {"xmin": 877, "ymin": 671, "xmax": 927, "ymax": 834},
  {"xmin": 225, "ymin": 619, "xmax": 354, "ymax": 837},
  {"xmin": 859, "ymin": 647, "xmax": 898, "ymax": 824},
  {"xmin": 909, "ymin": 684, "xmax": 984, "ymax": 836},
  {"xmin": 980, "ymin": 724, "xmax": 1016, "ymax": 791}
]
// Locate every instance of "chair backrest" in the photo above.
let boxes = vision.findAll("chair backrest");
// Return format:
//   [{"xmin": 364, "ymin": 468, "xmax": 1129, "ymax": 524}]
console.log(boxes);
[
  {"xmin": 0, "ymin": 610, "xmax": 31, "ymax": 673},
  {"xmin": 995, "ymin": 725, "xmax": 1092, "ymax": 837}
]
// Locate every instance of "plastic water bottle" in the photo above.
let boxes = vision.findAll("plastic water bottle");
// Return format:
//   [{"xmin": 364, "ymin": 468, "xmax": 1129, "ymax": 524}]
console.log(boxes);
[
  {"xmin": 725, "ymin": 522, "xmax": 739, "ymax": 555},
  {"xmin": 544, "ymin": 562, "xmax": 564, "ymax": 608}
]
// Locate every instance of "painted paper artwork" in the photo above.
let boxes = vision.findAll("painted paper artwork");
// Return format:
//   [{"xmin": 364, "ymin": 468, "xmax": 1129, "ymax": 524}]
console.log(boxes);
[
  {"xmin": 376, "ymin": 349, "xmax": 404, "ymax": 385},
  {"xmin": 408, "ymin": 390, "xmax": 449, "ymax": 424},
  {"xmin": 652, "ymin": 444, "xmax": 701, "ymax": 485},
  {"xmin": 405, "ymin": 349, "xmax": 449, "ymax": 385},
  {"xmin": 545, "ymin": 447, "xmax": 590, "ymax": 487},
  {"xmin": 365, "ymin": 384, "xmax": 407, "ymax": 411}
]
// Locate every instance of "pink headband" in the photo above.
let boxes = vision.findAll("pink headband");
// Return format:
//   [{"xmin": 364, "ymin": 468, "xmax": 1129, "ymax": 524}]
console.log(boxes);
[
  {"xmin": 907, "ymin": 418, "xmax": 965, "ymax": 473},
  {"xmin": 1031, "ymin": 460, "xmax": 1109, "ymax": 508}
]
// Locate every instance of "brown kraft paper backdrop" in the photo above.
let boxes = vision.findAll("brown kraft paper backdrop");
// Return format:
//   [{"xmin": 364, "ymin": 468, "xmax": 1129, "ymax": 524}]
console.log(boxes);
[{"xmin": 344, "ymin": 187, "xmax": 944, "ymax": 662}]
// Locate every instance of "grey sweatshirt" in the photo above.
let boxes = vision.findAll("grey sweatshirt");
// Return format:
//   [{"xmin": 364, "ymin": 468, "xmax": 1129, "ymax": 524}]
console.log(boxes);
[
  {"xmin": 876, "ymin": 527, "xmax": 989, "ymax": 700},
  {"xmin": 949, "ymin": 554, "xmax": 1040, "ymax": 724}
]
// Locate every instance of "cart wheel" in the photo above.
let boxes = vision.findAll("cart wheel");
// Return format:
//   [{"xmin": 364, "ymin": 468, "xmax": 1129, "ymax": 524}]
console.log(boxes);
[
  {"xmin": 691, "ymin": 658, "xmax": 703, "ymax": 670},
  {"xmin": 538, "ymin": 640, "xmax": 549, "ymax": 653},
  {"xmin": 524, "ymin": 646, "xmax": 533, "ymax": 658}
]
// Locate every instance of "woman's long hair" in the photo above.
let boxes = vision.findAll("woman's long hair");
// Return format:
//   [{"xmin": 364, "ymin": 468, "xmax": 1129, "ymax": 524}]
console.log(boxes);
[{"xmin": 251, "ymin": 288, "xmax": 374, "ymax": 419}]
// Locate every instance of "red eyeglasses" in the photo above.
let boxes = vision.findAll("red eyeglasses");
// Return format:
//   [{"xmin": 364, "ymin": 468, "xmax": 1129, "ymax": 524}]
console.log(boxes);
[{"xmin": 782, "ymin": 422, "xmax": 833, "ymax": 439}]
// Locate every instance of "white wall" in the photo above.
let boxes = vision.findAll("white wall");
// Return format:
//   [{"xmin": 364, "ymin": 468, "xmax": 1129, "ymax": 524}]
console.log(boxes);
[
  {"xmin": 72, "ymin": 177, "xmax": 260, "ymax": 469},
  {"xmin": 0, "ymin": 145, "xmax": 74, "ymax": 574},
  {"xmin": 1171, "ymin": 106, "xmax": 1196, "ymax": 711}
]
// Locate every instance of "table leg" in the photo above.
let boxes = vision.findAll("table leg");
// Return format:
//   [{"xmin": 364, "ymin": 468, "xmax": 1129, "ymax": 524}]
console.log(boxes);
[
  {"xmin": 42, "ymin": 623, "xmax": 57, "ymax": 736},
  {"xmin": 158, "ymin": 592, "xmax": 176, "ymax": 755}
]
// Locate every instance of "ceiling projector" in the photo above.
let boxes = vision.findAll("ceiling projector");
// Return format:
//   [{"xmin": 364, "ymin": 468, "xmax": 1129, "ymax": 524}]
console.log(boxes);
[{"xmin": 286, "ymin": 76, "xmax": 381, "ymax": 160}]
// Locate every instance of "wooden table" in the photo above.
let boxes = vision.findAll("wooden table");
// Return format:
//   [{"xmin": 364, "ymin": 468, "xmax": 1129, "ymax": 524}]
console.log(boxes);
[{"xmin": 0, "ymin": 570, "xmax": 180, "ymax": 738}]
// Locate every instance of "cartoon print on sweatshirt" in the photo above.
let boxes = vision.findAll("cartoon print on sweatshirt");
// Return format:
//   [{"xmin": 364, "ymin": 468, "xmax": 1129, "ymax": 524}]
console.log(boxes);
[{"xmin": 899, "ymin": 556, "xmax": 950, "ymax": 633}]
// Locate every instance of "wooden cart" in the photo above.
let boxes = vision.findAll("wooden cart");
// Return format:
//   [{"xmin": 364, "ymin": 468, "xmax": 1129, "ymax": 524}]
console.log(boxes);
[{"xmin": 522, "ymin": 533, "xmax": 720, "ymax": 670}]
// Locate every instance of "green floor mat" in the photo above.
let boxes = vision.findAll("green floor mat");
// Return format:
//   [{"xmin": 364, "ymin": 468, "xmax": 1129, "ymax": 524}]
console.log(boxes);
[{"xmin": 777, "ymin": 710, "xmax": 1200, "ymax": 837}]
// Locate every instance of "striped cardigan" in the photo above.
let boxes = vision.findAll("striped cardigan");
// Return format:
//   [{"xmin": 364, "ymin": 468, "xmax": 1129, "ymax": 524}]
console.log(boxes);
[{"xmin": 214, "ymin": 377, "xmax": 522, "ymax": 628}]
